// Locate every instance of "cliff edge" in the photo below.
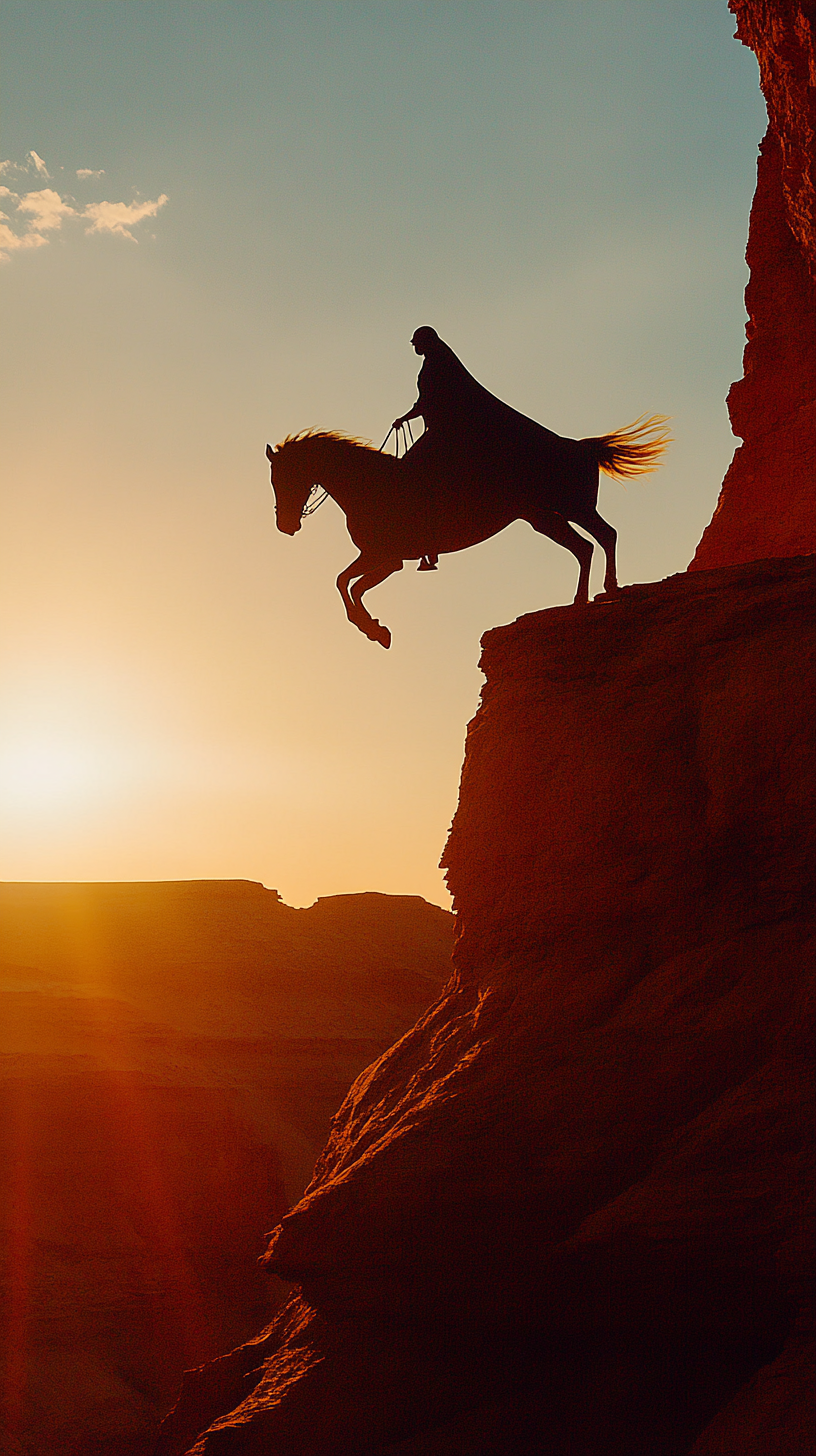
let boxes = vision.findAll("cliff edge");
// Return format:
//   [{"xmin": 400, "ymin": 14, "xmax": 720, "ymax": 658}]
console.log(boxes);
[
  {"xmin": 156, "ymin": 555, "xmax": 814, "ymax": 1456},
  {"xmin": 691, "ymin": 0, "xmax": 816, "ymax": 570}
]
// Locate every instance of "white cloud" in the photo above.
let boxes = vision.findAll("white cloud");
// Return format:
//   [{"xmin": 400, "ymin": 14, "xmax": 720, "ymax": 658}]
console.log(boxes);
[
  {"xmin": 0, "ymin": 221, "xmax": 49, "ymax": 261},
  {"xmin": 16, "ymin": 188, "xmax": 76, "ymax": 231},
  {"xmin": 0, "ymin": 155, "xmax": 168, "ymax": 262},
  {"xmin": 83, "ymin": 193, "xmax": 169, "ymax": 240}
]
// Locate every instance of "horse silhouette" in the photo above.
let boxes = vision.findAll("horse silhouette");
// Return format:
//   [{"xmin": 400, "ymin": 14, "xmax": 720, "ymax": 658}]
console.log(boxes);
[{"xmin": 266, "ymin": 415, "xmax": 669, "ymax": 648}]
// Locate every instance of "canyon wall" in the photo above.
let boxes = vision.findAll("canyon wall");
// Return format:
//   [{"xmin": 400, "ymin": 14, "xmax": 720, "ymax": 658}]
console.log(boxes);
[
  {"xmin": 691, "ymin": 0, "xmax": 815, "ymax": 570},
  {"xmin": 156, "ymin": 555, "xmax": 814, "ymax": 1456},
  {"xmin": 0, "ymin": 884, "xmax": 452, "ymax": 1456}
]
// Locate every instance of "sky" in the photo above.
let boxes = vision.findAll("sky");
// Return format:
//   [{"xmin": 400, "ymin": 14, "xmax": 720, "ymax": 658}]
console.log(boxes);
[{"xmin": 0, "ymin": 1, "xmax": 765, "ymax": 907}]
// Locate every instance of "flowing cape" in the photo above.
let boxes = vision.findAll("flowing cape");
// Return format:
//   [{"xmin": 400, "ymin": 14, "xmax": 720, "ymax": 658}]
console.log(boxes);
[{"xmin": 415, "ymin": 339, "xmax": 562, "ymax": 458}]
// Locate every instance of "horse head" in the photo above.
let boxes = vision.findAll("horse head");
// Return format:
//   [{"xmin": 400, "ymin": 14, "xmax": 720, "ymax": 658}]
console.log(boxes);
[{"xmin": 266, "ymin": 438, "xmax": 312, "ymax": 535}]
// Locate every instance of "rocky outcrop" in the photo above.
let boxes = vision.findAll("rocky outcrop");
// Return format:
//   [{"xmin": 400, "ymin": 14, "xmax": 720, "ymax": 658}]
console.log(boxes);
[
  {"xmin": 691, "ymin": 0, "xmax": 816, "ymax": 570},
  {"xmin": 156, "ymin": 555, "xmax": 815, "ymax": 1456},
  {"xmin": 0, "ymin": 884, "xmax": 452, "ymax": 1456}
]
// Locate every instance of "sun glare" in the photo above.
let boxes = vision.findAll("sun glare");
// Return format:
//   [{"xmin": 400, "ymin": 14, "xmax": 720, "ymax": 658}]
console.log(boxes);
[{"xmin": 0, "ymin": 737, "xmax": 122, "ymax": 811}]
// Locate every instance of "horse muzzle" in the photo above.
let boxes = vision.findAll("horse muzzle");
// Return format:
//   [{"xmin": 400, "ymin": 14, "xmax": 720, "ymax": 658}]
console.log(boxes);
[{"xmin": 277, "ymin": 516, "xmax": 301, "ymax": 536}]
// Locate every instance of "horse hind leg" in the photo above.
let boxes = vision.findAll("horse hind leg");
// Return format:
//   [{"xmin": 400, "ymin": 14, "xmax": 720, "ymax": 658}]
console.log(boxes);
[
  {"xmin": 569, "ymin": 505, "xmax": 618, "ymax": 594},
  {"xmin": 528, "ymin": 508, "xmax": 594, "ymax": 605}
]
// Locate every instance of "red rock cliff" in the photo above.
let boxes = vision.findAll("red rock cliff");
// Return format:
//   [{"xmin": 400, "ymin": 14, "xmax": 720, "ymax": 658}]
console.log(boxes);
[
  {"xmin": 691, "ymin": 0, "xmax": 816, "ymax": 570},
  {"xmin": 156, "ymin": 555, "xmax": 815, "ymax": 1456}
]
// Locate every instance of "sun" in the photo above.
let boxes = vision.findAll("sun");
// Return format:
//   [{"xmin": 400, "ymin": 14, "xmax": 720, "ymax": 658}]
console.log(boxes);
[{"xmin": 0, "ymin": 736, "xmax": 121, "ymax": 812}]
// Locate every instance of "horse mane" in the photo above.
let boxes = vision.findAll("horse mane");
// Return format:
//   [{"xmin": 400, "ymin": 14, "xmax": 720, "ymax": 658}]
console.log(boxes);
[{"xmin": 275, "ymin": 428, "xmax": 380, "ymax": 453}]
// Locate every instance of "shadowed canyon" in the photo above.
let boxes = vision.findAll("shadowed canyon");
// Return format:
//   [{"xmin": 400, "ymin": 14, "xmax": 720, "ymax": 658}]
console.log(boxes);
[
  {"xmin": 3, "ymin": 2, "xmax": 815, "ymax": 1453},
  {"xmin": 0, "ymin": 886, "xmax": 453, "ymax": 1455}
]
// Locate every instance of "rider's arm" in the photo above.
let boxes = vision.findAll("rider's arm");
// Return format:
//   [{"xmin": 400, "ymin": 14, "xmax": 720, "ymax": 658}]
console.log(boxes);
[{"xmin": 392, "ymin": 400, "xmax": 423, "ymax": 429}]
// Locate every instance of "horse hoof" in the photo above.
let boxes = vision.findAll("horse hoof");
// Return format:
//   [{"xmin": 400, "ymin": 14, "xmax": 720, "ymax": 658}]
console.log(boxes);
[
  {"xmin": 370, "ymin": 620, "xmax": 391, "ymax": 648},
  {"xmin": 361, "ymin": 618, "xmax": 391, "ymax": 648}
]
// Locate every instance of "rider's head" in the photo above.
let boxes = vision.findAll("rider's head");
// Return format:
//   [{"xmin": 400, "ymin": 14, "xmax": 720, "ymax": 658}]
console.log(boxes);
[{"xmin": 411, "ymin": 326, "xmax": 439, "ymax": 355}]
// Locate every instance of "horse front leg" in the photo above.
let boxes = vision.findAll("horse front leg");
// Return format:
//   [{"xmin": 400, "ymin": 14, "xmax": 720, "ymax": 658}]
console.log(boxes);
[
  {"xmin": 337, "ymin": 555, "xmax": 364, "ymax": 624},
  {"xmin": 350, "ymin": 558, "xmax": 403, "ymax": 648},
  {"xmin": 337, "ymin": 555, "xmax": 402, "ymax": 648}
]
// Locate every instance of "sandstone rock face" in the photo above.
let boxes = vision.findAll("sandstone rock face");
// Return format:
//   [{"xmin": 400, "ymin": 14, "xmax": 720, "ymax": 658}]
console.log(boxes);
[
  {"xmin": 0, "ymin": 884, "xmax": 452, "ymax": 1456},
  {"xmin": 157, "ymin": 556, "xmax": 815, "ymax": 1456},
  {"xmin": 691, "ymin": 0, "xmax": 816, "ymax": 570}
]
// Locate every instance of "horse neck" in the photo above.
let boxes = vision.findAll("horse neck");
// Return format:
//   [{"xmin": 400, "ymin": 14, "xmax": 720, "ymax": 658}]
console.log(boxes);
[{"xmin": 310, "ymin": 440, "xmax": 387, "ymax": 509}]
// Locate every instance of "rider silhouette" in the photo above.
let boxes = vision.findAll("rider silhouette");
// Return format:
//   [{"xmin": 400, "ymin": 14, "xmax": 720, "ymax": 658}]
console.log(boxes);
[
  {"xmin": 393, "ymin": 326, "xmax": 560, "ymax": 570},
  {"xmin": 392, "ymin": 327, "xmax": 472, "ymax": 569},
  {"xmin": 393, "ymin": 327, "xmax": 479, "ymax": 446}
]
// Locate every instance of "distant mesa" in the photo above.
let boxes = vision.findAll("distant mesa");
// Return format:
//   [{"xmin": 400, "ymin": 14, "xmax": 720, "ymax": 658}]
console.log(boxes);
[{"xmin": 0, "ymin": 881, "xmax": 452, "ymax": 1456}]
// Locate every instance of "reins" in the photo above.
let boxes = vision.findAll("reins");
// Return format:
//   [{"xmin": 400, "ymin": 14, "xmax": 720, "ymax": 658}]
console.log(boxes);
[
  {"xmin": 379, "ymin": 420, "xmax": 414, "ymax": 456},
  {"xmin": 299, "ymin": 422, "xmax": 414, "ymax": 521}
]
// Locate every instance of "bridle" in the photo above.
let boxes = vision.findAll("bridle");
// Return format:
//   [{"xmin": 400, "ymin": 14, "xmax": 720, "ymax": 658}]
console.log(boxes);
[
  {"xmin": 301, "ymin": 483, "xmax": 329, "ymax": 518},
  {"xmin": 299, "ymin": 421, "xmax": 414, "ymax": 521}
]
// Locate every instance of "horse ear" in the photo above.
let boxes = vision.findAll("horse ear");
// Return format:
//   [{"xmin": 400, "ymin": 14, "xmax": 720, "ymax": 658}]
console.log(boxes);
[{"xmin": 266, "ymin": 443, "xmax": 275, "ymax": 461}]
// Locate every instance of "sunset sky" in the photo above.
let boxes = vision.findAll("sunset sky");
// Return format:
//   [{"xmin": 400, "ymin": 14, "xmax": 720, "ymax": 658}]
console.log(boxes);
[{"xmin": 1, "ymin": 2, "xmax": 765, "ymax": 907}]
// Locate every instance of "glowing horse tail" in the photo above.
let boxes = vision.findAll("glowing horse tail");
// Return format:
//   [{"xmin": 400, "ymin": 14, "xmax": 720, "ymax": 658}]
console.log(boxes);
[{"xmin": 589, "ymin": 415, "xmax": 672, "ymax": 480}]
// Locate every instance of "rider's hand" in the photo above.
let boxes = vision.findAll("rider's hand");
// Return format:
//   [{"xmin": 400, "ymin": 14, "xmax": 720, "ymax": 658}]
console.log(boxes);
[{"xmin": 392, "ymin": 417, "xmax": 405, "ymax": 430}]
